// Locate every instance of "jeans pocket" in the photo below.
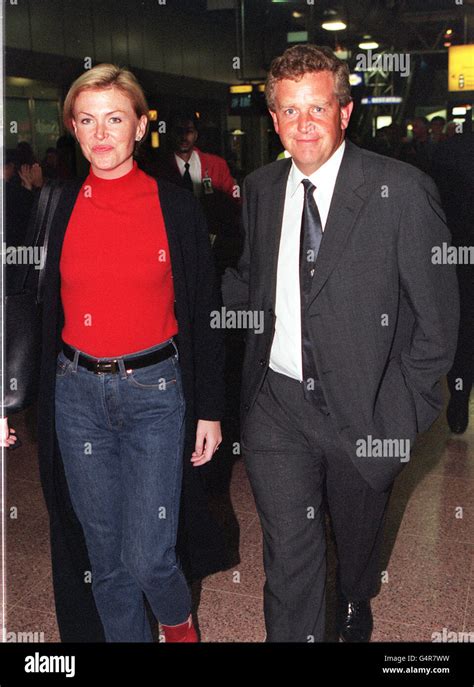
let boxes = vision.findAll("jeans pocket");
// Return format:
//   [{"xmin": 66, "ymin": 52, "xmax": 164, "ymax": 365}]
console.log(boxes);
[
  {"xmin": 126, "ymin": 357, "xmax": 177, "ymax": 390},
  {"xmin": 56, "ymin": 351, "xmax": 72, "ymax": 378}
]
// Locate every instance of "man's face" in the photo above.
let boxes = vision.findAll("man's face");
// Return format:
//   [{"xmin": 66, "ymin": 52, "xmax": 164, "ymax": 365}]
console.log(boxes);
[
  {"xmin": 412, "ymin": 118, "xmax": 427, "ymax": 140},
  {"xmin": 172, "ymin": 119, "xmax": 198, "ymax": 154},
  {"xmin": 3, "ymin": 162, "xmax": 15, "ymax": 182},
  {"xmin": 430, "ymin": 120, "xmax": 444, "ymax": 135},
  {"xmin": 46, "ymin": 151, "xmax": 58, "ymax": 166},
  {"xmin": 270, "ymin": 71, "xmax": 353, "ymax": 175}
]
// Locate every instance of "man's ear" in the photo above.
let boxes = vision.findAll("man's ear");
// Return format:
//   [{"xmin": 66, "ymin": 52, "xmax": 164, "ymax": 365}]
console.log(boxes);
[
  {"xmin": 340, "ymin": 100, "xmax": 354, "ymax": 131},
  {"xmin": 269, "ymin": 109, "xmax": 279, "ymax": 134}
]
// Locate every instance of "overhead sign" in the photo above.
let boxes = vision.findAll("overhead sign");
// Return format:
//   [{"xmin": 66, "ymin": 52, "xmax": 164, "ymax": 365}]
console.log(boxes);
[
  {"xmin": 229, "ymin": 85, "xmax": 253, "ymax": 94},
  {"xmin": 361, "ymin": 96, "xmax": 402, "ymax": 105},
  {"xmin": 448, "ymin": 45, "xmax": 474, "ymax": 92}
]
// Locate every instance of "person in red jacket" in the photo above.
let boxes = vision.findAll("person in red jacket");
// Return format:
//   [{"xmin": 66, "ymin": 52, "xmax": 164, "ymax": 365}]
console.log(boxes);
[
  {"xmin": 161, "ymin": 111, "xmax": 236, "ymax": 198},
  {"xmin": 158, "ymin": 111, "xmax": 241, "ymax": 274}
]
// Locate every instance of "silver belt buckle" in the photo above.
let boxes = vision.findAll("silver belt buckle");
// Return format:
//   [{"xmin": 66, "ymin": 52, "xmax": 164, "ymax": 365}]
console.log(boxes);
[{"xmin": 94, "ymin": 359, "xmax": 119, "ymax": 374}]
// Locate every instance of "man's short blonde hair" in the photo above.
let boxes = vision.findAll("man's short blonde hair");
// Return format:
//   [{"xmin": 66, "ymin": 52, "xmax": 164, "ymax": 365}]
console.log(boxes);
[
  {"xmin": 266, "ymin": 44, "xmax": 352, "ymax": 112},
  {"xmin": 63, "ymin": 63, "xmax": 149, "ymax": 138}
]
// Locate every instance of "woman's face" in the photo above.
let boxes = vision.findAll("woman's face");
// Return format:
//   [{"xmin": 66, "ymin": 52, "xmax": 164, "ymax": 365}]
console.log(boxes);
[{"xmin": 72, "ymin": 87, "xmax": 147, "ymax": 179}]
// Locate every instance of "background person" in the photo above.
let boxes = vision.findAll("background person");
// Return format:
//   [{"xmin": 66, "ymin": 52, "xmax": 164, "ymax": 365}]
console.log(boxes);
[{"xmin": 158, "ymin": 111, "xmax": 241, "ymax": 274}]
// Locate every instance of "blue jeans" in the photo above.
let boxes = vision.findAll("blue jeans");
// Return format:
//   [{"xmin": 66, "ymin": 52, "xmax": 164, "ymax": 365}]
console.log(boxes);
[{"xmin": 54, "ymin": 338, "xmax": 191, "ymax": 642}]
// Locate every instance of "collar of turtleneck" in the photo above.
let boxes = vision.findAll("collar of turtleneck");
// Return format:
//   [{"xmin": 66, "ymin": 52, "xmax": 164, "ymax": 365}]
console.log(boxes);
[{"xmin": 87, "ymin": 159, "xmax": 140, "ymax": 189}]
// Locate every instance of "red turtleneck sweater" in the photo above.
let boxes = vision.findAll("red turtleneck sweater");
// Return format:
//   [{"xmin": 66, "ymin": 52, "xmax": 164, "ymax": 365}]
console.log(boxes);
[{"xmin": 60, "ymin": 162, "xmax": 178, "ymax": 357}]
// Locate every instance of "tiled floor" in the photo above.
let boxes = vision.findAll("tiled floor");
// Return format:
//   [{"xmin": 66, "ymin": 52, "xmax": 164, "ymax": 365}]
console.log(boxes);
[{"xmin": 4, "ymin": 392, "xmax": 473, "ymax": 642}]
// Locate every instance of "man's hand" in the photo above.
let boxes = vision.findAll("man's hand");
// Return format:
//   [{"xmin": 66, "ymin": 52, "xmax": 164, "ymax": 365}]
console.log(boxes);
[{"xmin": 191, "ymin": 419, "xmax": 222, "ymax": 467}]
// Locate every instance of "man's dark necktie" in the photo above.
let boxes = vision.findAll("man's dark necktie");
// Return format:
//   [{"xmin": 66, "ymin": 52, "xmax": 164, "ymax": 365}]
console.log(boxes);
[
  {"xmin": 299, "ymin": 178, "xmax": 323, "ymax": 400},
  {"xmin": 182, "ymin": 162, "xmax": 194, "ymax": 193}
]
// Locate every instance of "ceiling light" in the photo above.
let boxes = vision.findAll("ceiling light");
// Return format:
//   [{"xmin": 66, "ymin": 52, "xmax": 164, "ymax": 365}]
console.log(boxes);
[
  {"xmin": 7, "ymin": 77, "xmax": 35, "ymax": 87},
  {"xmin": 322, "ymin": 20, "xmax": 347, "ymax": 31},
  {"xmin": 322, "ymin": 9, "xmax": 347, "ymax": 32},
  {"xmin": 349, "ymin": 73, "xmax": 363, "ymax": 86},
  {"xmin": 359, "ymin": 40, "xmax": 379, "ymax": 50}
]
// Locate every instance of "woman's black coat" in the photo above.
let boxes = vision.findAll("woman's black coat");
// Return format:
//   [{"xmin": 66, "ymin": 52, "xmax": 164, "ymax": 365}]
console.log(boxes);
[{"xmin": 35, "ymin": 175, "xmax": 227, "ymax": 641}]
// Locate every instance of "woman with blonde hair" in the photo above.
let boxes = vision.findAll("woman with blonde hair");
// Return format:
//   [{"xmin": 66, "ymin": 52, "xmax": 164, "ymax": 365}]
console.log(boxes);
[{"xmin": 30, "ymin": 63, "xmax": 226, "ymax": 642}]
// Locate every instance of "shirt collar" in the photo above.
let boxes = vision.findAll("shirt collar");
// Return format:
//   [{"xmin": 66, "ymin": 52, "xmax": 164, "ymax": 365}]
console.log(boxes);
[
  {"xmin": 287, "ymin": 139, "xmax": 346, "ymax": 198},
  {"xmin": 175, "ymin": 150, "xmax": 198, "ymax": 169}
]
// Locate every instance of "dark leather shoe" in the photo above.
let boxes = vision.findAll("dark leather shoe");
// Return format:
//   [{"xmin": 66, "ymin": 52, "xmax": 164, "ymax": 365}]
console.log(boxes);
[
  {"xmin": 447, "ymin": 397, "xmax": 469, "ymax": 434},
  {"xmin": 338, "ymin": 599, "xmax": 373, "ymax": 642}
]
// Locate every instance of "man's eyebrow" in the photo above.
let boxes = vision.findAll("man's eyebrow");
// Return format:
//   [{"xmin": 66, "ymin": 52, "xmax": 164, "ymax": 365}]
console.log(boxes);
[{"xmin": 278, "ymin": 100, "xmax": 331, "ymax": 108}]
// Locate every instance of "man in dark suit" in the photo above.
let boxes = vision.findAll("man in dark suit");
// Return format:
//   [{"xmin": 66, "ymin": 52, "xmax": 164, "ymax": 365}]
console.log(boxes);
[
  {"xmin": 430, "ymin": 131, "xmax": 474, "ymax": 434},
  {"xmin": 222, "ymin": 45, "xmax": 459, "ymax": 643}
]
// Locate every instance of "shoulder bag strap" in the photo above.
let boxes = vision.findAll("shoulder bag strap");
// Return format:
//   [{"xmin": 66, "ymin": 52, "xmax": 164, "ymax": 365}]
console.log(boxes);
[
  {"xmin": 18, "ymin": 183, "xmax": 53, "ymax": 293},
  {"xmin": 37, "ymin": 182, "xmax": 64, "ymax": 304}
]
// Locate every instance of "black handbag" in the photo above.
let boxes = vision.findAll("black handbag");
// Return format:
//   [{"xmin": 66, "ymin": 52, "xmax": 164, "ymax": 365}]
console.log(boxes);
[{"xmin": 3, "ymin": 181, "xmax": 63, "ymax": 415}]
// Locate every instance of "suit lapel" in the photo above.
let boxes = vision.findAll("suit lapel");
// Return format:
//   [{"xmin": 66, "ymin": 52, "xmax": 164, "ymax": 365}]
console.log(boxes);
[
  {"xmin": 306, "ymin": 140, "xmax": 368, "ymax": 308},
  {"xmin": 259, "ymin": 158, "xmax": 292, "ymax": 308}
]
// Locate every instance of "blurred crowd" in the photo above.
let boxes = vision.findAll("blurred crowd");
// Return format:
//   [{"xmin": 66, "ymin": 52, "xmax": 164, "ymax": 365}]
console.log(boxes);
[{"xmin": 364, "ymin": 115, "xmax": 458, "ymax": 173}]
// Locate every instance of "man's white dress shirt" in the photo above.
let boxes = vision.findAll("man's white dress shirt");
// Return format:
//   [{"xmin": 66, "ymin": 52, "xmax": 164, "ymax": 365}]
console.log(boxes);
[{"xmin": 269, "ymin": 140, "xmax": 346, "ymax": 381}]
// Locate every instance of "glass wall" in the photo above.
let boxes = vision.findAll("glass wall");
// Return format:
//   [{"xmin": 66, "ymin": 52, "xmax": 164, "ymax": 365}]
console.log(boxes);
[{"xmin": 5, "ymin": 78, "xmax": 62, "ymax": 161}]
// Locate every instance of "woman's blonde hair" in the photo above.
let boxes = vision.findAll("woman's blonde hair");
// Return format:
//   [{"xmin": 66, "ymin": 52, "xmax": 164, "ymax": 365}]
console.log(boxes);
[{"xmin": 63, "ymin": 63, "xmax": 149, "ymax": 140}]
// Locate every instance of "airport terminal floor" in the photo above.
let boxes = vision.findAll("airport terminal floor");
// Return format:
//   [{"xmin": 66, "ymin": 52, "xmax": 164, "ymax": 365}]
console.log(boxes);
[{"xmin": 5, "ymin": 387, "xmax": 473, "ymax": 643}]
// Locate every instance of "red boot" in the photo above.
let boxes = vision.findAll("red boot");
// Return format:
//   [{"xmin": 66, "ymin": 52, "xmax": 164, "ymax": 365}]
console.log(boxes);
[{"xmin": 161, "ymin": 614, "xmax": 199, "ymax": 642}]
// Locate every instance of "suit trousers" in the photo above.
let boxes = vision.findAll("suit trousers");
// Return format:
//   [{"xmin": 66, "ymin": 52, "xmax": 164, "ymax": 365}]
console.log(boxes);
[
  {"xmin": 447, "ymin": 263, "xmax": 473, "ymax": 401},
  {"xmin": 242, "ymin": 367, "xmax": 391, "ymax": 642}
]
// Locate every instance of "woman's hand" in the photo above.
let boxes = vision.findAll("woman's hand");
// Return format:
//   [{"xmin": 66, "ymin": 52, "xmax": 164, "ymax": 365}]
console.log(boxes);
[
  {"xmin": 191, "ymin": 420, "xmax": 222, "ymax": 467},
  {"xmin": 0, "ymin": 418, "xmax": 17, "ymax": 448}
]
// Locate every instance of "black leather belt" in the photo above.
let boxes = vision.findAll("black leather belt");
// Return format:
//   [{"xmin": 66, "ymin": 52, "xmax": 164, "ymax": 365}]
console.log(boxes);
[{"xmin": 62, "ymin": 341, "xmax": 175, "ymax": 374}]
